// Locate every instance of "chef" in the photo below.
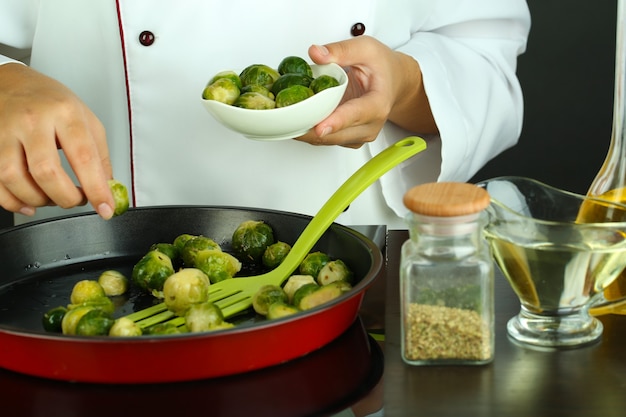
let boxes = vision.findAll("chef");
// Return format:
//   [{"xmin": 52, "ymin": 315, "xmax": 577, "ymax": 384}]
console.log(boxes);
[{"xmin": 0, "ymin": 1, "xmax": 531, "ymax": 229}]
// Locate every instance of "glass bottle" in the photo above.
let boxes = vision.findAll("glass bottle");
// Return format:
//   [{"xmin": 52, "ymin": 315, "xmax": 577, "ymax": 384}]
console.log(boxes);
[
  {"xmin": 584, "ymin": 0, "xmax": 626, "ymax": 301},
  {"xmin": 400, "ymin": 182, "xmax": 494, "ymax": 365}
]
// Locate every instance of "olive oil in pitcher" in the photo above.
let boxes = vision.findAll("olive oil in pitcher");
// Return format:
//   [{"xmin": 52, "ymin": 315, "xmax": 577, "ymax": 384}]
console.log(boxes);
[{"xmin": 582, "ymin": 0, "xmax": 626, "ymax": 303}]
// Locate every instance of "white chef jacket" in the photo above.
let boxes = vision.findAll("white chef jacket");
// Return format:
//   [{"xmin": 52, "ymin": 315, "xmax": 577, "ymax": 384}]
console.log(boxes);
[{"xmin": 0, "ymin": 0, "xmax": 530, "ymax": 229}]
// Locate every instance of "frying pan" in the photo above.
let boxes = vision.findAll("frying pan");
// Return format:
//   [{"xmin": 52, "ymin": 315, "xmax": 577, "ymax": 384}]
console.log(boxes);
[{"xmin": 0, "ymin": 206, "xmax": 383, "ymax": 383}]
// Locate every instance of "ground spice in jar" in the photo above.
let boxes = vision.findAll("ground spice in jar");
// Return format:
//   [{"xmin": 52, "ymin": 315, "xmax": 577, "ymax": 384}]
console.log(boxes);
[{"xmin": 404, "ymin": 303, "xmax": 492, "ymax": 361}]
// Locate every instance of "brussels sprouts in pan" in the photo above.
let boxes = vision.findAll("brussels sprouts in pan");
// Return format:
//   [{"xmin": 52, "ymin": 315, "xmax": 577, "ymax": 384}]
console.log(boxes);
[
  {"xmin": 275, "ymin": 85, "xmax": 314, "ymax": 108},
  {"xmin": 232, "ymin": 220, "xmax": 275, "ymax": 263},
  {"xmin": 173, "ymin": 233, "xmax": 196, "ymax": 253},
  {"xmin": 70, "ymin": 279, "xmax": 106, "ymax": 305},
  {"xmin": 184, "ymin": 301, "xmax": 233, "ymax": 332},
  {"xmin": 131, "ymin": 250, "xmax": 175, "ymax": 294},
  {"xmin": 278, "ymin": 56, "xmax": 313, "ymax": 77},
  {"xmin": 98, "ymin": 270, "xmax": 129, "ymax": 297},
  {"xmin": 149, "ymin": 243, "xmax": 180, "ymax": 264},
  {"xmin": 239, "ymin": 64, "xmax": 280, "ymax": 89},
  {"xmin": 317, "ymin": 259, "xmax": 354, "ymax": 286},
  {"xmin": 108, "ymin": 179, "xmax": 129, "ymax": 217},
  {"xmin": 109, "ymin": 317, "xmax": 143, "ymax": 337},
  {"xmin": 233, "ymin": 92, "xmax": 276, "ymax": 110},
  {"xmin": 262, "ymin": 241, "xmax": 292, "ymax": 269},
  {"xmin": 299, "ymin": 251, "xmax": 331, "ymax": 279},
  {"xmin": 163, "ymin": 268, "xmax": 211, "ymax": 317},
  {"xmin": 202, "ymin": 77, "xmax": 241, "ymax": 105},
  {"xmin": 75, "ymin": 308, "xmax": 115, "ymax": 336},
  {"xmin": 42, "ymin": 306, "xmax": 68, "ymax": 333},
  {"xmin": 68, "ymin": 295, "xmax": 115, "ymax": 315},
  {"xmin": 144, "ymin": 322, "xmax": 184, "ymax": 335},
  {"xmin": 181, "ymin": 235, "xmax": 221, "ymax": 267},
  {"xmin": 266, "ymin": 302, "xmax": 300, "ymax": 320},
  {"xmin": 292, "ymin": 282, "xmax": 320, "ymax": 310},
  {"xmin": 194, "ymin": 249, "xmax": 242, "ymax": 284},
  {"xmin": 282, "ymin": 274, "xmax": 316, "ymax": 303},
  {"xmin": 298, "ymin": 281, "xmax": 351, "ymax": 311},
  {"xmin": 252, "ymin": 284, "xmax": 288, "ymax": 316},
  {"xmin": 61, "ymin": 305, "xmax": 95, "ymax": 335}
]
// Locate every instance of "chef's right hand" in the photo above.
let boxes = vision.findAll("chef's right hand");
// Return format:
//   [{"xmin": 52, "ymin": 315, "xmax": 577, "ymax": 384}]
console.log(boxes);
[{"xmin": 0, "ymin": 63, "xmax": 116, "ymax": 219}]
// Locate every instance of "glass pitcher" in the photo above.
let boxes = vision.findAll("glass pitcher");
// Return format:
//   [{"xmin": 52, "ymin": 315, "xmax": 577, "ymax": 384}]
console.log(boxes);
[{"xmin": 479, "ymin": 176, "xmax": 626, "ymax": 348}]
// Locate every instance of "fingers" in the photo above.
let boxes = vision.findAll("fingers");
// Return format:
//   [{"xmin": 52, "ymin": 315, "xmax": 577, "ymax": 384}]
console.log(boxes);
[
  {"xmin": 57, "ymin": 110, "xmax": 115, "ymax": 219},
  {"xmin": 308, "ymin": 36, "xmax": 390, "ymax": 68},
  {"xmin": 0, "ymin": 64, "xmax": 115, "ymax": 219}
]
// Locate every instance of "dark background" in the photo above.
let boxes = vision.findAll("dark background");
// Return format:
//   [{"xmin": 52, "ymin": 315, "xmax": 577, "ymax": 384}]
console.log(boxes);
[
  {"xmin": 0, "ymin": 0, "xmax": 618, "ymax": 230},
  {"xmin": 470, "ymin": 0, "xmax": 617, "ymax": 190}
]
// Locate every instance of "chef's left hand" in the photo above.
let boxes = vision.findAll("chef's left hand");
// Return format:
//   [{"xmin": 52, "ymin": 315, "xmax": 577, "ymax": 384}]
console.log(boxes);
[{"xmin": 296, "ymin": 36, "xmax": 437, "ymax": 148}]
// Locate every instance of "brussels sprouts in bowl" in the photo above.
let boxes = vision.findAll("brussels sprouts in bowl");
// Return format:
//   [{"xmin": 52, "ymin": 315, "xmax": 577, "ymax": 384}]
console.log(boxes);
[{"xmin": 201, "ymin": 63, "xmax": 348, "ymax": 141}]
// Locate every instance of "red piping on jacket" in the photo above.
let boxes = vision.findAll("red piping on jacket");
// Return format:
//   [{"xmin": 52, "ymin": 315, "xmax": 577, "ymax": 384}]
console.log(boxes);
[{"xmin": 115, "ymin": 0, "xmax": 137, "ymax": 208}]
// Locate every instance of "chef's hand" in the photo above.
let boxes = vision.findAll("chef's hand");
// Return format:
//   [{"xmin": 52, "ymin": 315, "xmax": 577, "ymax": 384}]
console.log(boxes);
[
  {"xmin": 297, "ymin": 35, "xmax": 438, "ymax": 148},
  {"xmin": 0, "ymin": 63, "xmax": 116, "ymax": 219}
]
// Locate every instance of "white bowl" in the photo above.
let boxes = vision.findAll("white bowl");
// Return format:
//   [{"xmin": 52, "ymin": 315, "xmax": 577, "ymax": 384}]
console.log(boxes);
[{"xmin": 201, "ymin": 63, "xmax": 348, "ymax": 141}]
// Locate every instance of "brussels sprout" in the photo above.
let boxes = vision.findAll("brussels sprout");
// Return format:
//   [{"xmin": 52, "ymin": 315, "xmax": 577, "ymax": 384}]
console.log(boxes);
[
  {"xmin": 109, "ymin": 317, "xmax": 143, "ymax": 337},
  {"xmin": 144, "ymin": 322, "xmax": 184, "ymax": 335},
  {"xmin": 70, "ymin": 280, "xmax": 106, "ymax": 305},
  {"xmin": 181, "ymin": 235, "xmax": 221, "ymax": 267},
  {"xmin": 232, "ymin": 220, "xmax": 275, "ymax": 263},
  {"xmin": 317, "ymin": 259, "xmax": 354, "ymax": 286},
  {"xmin": 292, "ymin": 282, "xmax": 320, "ymax": 310},
  {"xmin": 75, "ymin": 308, "xmax": 115, "ymax": 336},
  {"xmin": 240, "ymin": 84, "xmax": 275, "ymax": 99},
  {"xmin": 309, "ymin": 74, "xmax": 340, "ymax": 94},
  {"xmin": 61, "ymin": 305, "xmax": 95, "ymax": 335},
  {"xmin": 184, "ymin": 301, "xmax": 231, "ymax": 332},
  {"xmin": 68, "ymin": 296, "xmax": 115, "ymax": 315},
  {"xmin": 173, "ymin": 233, "xmax": 196, "ymax": 253},
  {"xmin": 194, "ymin": 249, "xmax": 242, "ymax": 284},
  {"xmin": 131, "ymin": 250, "xmax": 175, "ymax": 294},
  {"xmin": 299, "ymin": 251, "xmax": 331, "ymax": 279},
  {"xmin": 209, "ymin": 70, "xmax": 242, "ymax": 90},
  {"xmin": 108, "ymin": 179, "xmax": 130, "ymax": 216},
  {"xmin": 150, "ymin": 242, "xmax": 180, "ymax": 263},
  {"xmin": 262, "ymin": 241, "xmax": 291, "ymax": 269},
  {"xmin": 98, "ymin": 270, "xmax": 129, "ymax": 297},
  {"xmin": 266, "ymin": 302, "xmax": 300, "ymax": 320},
  {"xmin": 42, "ymin": 306, "xmax": 68, "ymax": 333},
  {"xmin": 278, "ymin": 56, "xmax": 313, "ymax": 77},
  {"xmin": 298, "ymin": 281, "xmax": 348, "ymax": 311},
  {"xmin": 163, "ymin": 268, "xmax": 211, "ymax": 316},
  {"xmin": 282, "ymin": 274, "xmax": 316, "ymax": 303},
  {"xmin": 233, "ymin": 92, "xmax": 276, "ymax": 110},
  {"xmin": 252, "ymin": 284, "xmax": 288, "ymax": 316},
  {"xmin": 239, "ymin": 64, "xmax": 280, "ymax": 89},
  {"xmin": 202, "ymin": 77, "xmax": 241, "ymax": 105},
  {"xmin": 270, "ymin": 73, "xmax": 313, "ymax": 97},
  {"xmin": 275, "ymin": 85, "xmax": 314, "ymax": 108}
]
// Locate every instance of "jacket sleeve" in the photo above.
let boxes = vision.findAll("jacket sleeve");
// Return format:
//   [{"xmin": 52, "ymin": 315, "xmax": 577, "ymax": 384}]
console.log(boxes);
[
  {"xmin": 370, "ymin": 0, "xmax": 531, "ymax": 218},
  {"xmin": 0, "ymin": 0, "xmax": 39, "ymax": 64}
]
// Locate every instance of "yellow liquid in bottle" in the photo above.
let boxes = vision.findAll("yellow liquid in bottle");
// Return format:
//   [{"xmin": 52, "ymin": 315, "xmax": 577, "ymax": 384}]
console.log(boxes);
[{"xmin": 576, "ymin": 187, "xmax": 626, "ymax": 302}]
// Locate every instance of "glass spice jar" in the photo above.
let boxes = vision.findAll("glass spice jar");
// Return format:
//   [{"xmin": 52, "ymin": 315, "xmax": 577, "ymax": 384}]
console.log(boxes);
[{"xmin": 400, "ymin": 182, "xmax": 494, "ymax": 365}]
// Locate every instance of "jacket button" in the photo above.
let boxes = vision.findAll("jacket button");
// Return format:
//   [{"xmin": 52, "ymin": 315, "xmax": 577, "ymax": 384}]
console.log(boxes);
[
  {"xmin": 350, "ymin": 23, "xmax": 365, "ymax": 36},
  {"xmin": 139, "ymin": 30, "xmax": 156, "ymax": 46}
]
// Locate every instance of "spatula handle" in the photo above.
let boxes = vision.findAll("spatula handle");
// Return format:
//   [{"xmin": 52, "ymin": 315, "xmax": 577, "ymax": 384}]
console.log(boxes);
[{"xmin": 275, "ymin": 136, "xmax": 427, "ymax": 277}]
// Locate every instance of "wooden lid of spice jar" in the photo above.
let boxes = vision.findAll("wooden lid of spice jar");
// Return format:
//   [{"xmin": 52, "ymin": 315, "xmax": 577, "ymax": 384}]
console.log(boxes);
[{"xmin": 403, "ymin": 182, "xmax": 490, "ymax": 217}]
